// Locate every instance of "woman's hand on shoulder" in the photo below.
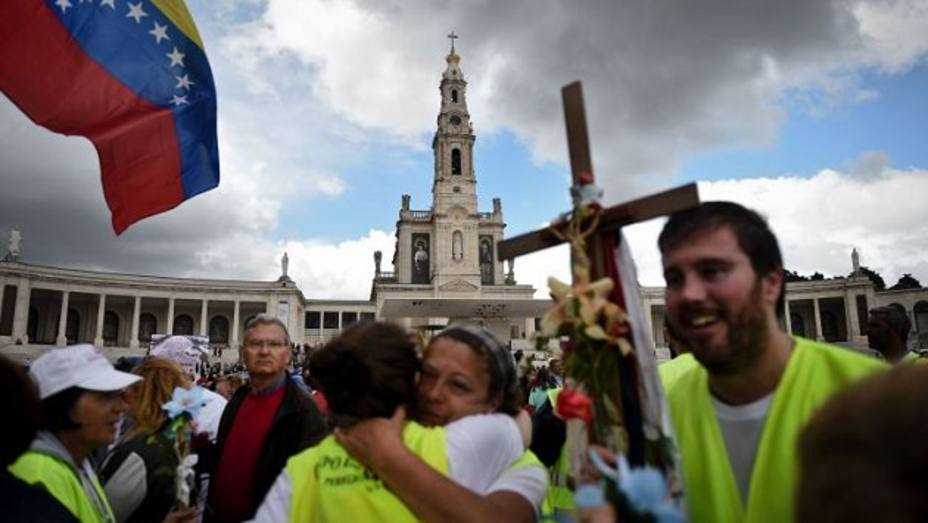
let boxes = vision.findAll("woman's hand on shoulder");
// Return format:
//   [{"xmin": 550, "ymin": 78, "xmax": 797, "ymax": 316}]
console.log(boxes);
[{"xmin": 334, "ymin": 405, "xmax": 408, "ymax": 470}]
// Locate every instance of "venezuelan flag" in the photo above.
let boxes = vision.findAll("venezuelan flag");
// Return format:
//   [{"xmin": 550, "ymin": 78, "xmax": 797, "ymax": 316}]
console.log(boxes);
[{"xmin": 0, "ymin": 0, "xmax": 219, "ymax": 233}]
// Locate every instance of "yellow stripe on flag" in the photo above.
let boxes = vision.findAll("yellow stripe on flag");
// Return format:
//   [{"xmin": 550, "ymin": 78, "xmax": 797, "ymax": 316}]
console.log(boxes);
[{"xmin": 151, "ymin": 0, "xmax": 206, "ymax": 51}]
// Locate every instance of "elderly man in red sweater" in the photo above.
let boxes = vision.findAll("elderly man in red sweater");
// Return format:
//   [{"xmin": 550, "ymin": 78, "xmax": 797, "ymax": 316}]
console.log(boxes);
[{"xmin": 205, "ymin": 315, "xmax": 327, "ymax": 522}]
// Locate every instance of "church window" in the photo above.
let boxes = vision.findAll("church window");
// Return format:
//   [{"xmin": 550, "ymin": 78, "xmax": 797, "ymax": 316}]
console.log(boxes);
[
  {"xmin": 451, "ymin": 148, "xmax": 461, "ymax": 175},
  {"xmin": 27, "ymin": 306, "xmax": 38, "ymax": 342},
  {"xmin": 914, "ymin": 301, "xmax": 928, "ymax": 333},
  {"xmin": 452, "ymin": 231, "xmax": 463, "ymax": 261},
  {"xmin": 139, "ymin": 313, "xmax": 156, "ymax": 342},
  {"xmin": 451, "ymin": 89, "xmax": 458, "ymax": 103},
  {"xmin": 209, "ymin": 316, "xmax": 230, "ymax": 343},
  {"xmin": 103, "ymin": 311, "xmax": 119, "ymax": 346},
  {"xmin": 173, "ymin": 314, "xmax": 194, "ymax": 335},
  {"xmin": 790, "ymin": 313, "xmax": 805, "ymax": 337}
]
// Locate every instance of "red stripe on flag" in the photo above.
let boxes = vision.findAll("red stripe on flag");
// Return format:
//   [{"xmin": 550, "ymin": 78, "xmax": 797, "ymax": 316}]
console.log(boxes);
[{"xmin": 0, "ymin": 0, "xmax": 184, "ymax": 233}]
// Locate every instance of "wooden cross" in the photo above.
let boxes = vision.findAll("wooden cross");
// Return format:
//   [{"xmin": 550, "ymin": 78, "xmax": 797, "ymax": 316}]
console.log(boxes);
[
  {"xmin": 497, "ymin": 81, "xmax": 699, "ymax": 464},
  {"xmin": 447, "ymin": 31, "xmax": 459, "ymax": 53}
]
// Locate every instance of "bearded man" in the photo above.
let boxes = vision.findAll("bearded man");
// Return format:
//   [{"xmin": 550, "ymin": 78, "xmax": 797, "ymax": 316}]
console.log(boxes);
[{"xmin": 659, "ymin": 201, "xmax": 885, "ymax": 523}]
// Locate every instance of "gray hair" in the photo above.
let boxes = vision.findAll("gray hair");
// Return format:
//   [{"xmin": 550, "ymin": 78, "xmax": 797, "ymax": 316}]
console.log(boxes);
[{"xmin": 243, "ymin": 314, "xmax": 291, "ymax": 346}]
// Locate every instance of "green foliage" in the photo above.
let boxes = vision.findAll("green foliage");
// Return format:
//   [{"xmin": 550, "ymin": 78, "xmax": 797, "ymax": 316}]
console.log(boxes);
[
  {"xmin": 857, "ymin": 266, "xmax": 886, "ymax": 291},
  {"xmin": 889, "ymin": 273, "xmax": 922, "ymax": 290}
]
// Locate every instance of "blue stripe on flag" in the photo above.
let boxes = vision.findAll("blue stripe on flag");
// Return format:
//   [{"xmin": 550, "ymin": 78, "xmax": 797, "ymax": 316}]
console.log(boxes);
[{"xmin": 46, "ymin": 0, "xmax": 219, "ymax": 199}]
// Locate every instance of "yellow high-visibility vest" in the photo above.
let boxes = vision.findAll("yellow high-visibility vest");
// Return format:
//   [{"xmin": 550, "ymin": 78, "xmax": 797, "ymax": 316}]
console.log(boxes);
[{"xmin": 668, "ymin": 337, "xmax": 885, "ymax": 523}]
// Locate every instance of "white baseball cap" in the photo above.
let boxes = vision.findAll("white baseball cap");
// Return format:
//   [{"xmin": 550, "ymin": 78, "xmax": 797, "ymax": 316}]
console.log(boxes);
[{"xmin": 29, "ymin": 344, "xmax": 142, "ymax": 399}]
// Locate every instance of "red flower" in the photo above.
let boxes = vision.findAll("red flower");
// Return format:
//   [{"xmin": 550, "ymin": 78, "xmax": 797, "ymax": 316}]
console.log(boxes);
[{"xmin": 557, "ymin": 388, "xmax": 593, "ymax": 423}]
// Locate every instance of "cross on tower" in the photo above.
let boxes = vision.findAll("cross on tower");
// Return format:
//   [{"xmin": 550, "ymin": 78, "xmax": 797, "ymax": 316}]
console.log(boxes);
[{"xmin": 447, "ymin": 31, "xmax": 458, "ymax": 53}]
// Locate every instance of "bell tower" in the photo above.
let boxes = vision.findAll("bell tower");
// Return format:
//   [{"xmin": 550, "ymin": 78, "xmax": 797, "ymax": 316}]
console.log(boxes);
[{"xmin": 432, "ymin": 32, "xmax": 477, "ymax": 215}]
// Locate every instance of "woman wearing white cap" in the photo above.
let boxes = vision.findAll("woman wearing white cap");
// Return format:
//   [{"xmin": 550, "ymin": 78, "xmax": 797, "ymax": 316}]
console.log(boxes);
[{"xmin": 9, "ymin": 344, "xmax": 141, "ymax": 523}]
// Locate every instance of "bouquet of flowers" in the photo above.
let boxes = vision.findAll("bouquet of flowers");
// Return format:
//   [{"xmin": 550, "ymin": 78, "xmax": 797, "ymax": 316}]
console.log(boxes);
[{"xmin": 160, "ymin": 386, "xmax": 207, "ymax": 508}]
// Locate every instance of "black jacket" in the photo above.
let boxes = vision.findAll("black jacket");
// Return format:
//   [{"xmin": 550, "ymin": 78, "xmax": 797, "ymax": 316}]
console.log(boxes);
[{"xmin": 204, "ymin": 376, "xmax": 328, "ymax": 522}]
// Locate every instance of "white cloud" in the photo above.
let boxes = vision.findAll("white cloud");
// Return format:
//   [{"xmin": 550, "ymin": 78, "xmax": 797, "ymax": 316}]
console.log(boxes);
[
  {"xmin": 854, "ymin": 0, "xmax": 928, "ymax": 73},
  {"xmin": 513, "ymin": 163, "xmax": 928, "ymax": 297},
  {"xmin": 282, "ymin": 229, "xmax": 395, "ymax": 299}
]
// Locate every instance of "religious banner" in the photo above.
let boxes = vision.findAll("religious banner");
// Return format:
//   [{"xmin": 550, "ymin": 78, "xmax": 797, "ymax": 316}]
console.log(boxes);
[
  {"xmin": 411, "ymin": 233, "xmax": 430, "ymax": 283},
  {"xmin": 479, "ymin": 235, "xmax": 494, "ymax": 285},
  {"xmin": 149, "ymin": 334, "xmax": 209, "ymax": 371}
]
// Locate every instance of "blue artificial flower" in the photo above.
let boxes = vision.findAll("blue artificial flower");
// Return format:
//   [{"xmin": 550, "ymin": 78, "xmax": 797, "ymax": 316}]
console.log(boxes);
[
  {"xmin": 162, "ymin": 386, "xmax": 206, "ymax": 419},
  {"xmin": 588, "ymin": 449, "xmax": 688, "ymax": 523}
]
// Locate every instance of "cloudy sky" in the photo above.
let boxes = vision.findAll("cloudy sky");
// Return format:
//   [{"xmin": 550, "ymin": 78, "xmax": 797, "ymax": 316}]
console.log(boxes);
[{"xmin": 2, "ymin": 0, "xmax": 927, "ymax": 299}]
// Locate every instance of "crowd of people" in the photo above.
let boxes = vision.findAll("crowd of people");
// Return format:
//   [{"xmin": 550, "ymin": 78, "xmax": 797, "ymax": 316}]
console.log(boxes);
[{"xmin": 4, "ymin": 200, "xmax": 927, "ymax": 523}]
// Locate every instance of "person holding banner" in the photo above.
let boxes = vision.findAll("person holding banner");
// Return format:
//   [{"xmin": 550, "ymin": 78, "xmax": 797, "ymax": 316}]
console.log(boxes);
[{"xmin": 658, "ymin": 201, "xmax": 886, "ymax": 523}]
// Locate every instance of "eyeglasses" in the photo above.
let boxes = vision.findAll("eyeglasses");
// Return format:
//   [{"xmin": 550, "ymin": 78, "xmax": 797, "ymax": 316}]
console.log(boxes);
[{"xmin": 243, "ymin": 339, "xmax": 288, "ymax": 350}]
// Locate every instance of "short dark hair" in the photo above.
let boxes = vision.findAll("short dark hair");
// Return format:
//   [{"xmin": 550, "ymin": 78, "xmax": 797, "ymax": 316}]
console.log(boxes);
[
  {"xmin": 659, "ymin": 201, "xmax": 785, "ymax": 314},
  {"xmin": 0, "ymin": 355, "xmax": 40, "ymax": 466},
  {"xmin": 40, "ymin": 386, "xmax": 84, "ymax": 433},
  {"xmin": 869, "ymin": 306, "xmax": 911, "ymax": 344},
  {"xmin": 309, "ymin": 321, "xmax": 419, "ymax": 427},
  {"xmin": 432, "ymin": 324, "xmax": 523, "ymax": 416},
  {"xmin": 798, "ymin": 364, "xmax": 928, "ymax": 522}
]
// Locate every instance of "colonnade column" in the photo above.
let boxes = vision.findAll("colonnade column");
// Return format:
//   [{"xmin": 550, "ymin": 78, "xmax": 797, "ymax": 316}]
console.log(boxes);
[
  {"xmin": 784, "ymin": 299, "xmax": 792, "ymax": 335},
  {"xmin": 843, "ymin": 292, "xmax": 859, "ymax": 342},
  {"xmin": 93, "ymin": 293, "xmax": 106, "ymax": 348},
  {"xmin": 812, "ymin": 298, "xmax": 823, "ymax": 341},
  {"xmin": 56, "ymin": 291, "xmax": 70, "ymax": 346},
  {"xmin": 130, "ymin": 296, "xmax": 141, "ymax": 350},
  {"xmin": 166, "ymin": 297, "xmax": 175, "ymax": 335},
  {"xmin": 199, "ymin": 299, "xmax": 209, "ymax": 337},
  {"xmin": 231, "ymin": 300, "xmax": 240, "ymax": 349},
  {"xmin": 11, "ymin": 277, "xmax": 31, "ymax": 344}
]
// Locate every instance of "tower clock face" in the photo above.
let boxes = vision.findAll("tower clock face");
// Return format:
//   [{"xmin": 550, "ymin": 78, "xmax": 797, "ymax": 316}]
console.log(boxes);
[{"xmin": 449, "ymin": 115, "xmax": 462, "ymax": 126}]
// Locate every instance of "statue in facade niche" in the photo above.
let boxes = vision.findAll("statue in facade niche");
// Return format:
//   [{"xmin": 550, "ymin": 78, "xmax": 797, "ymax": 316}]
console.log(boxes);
[{"xmin": 281, "ymin": 251, "xmax": 289, "ymax": 278}]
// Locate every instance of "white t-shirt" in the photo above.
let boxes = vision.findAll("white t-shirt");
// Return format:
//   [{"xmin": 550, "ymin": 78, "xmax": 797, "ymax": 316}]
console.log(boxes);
[
  {"xmin": 251, "ymin": 413, "xmax": 531, "ymax": 522},
  {"xmin": 712, "ymin": 391, "xmax": 773, "ymax": 503}
]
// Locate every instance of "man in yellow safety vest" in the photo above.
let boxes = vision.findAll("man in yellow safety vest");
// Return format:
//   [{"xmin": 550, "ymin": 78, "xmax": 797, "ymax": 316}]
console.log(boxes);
[{"xmin": 658, "ymin": 201, "xmax": 886, "ymax": 523}]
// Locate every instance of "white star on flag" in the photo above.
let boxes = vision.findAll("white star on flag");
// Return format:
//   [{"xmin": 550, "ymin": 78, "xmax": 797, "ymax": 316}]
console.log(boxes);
[
  {"xmin": 100, "ymin": 0, "xmax": 116, "ymax": 8},
  {"xmin": 171, "ymin": 95, "xmax": 189, "ymax": 106},
  {"xmin": 55, "ymin": 0, "xmax": 72, "ymax": 12},
  {"xmin": 166, "ymin": 47, "xmax": 185, "ymax": 67},
  {"xmin": 149, "ymin": 22, "xmax": 169, "ymax": 44},
  {"xmin": 175, "ymin": 74, "xmax": 194, "ymax": 90},
  {"xmin": 126, "ymin": 2, "xmax": 147, "ymax": 23}
]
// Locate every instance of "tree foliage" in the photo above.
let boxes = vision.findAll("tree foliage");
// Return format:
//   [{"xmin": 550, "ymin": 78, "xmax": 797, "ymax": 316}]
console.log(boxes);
[
  {"xmin": 856, "ymin": 266, "xmax": 886, "ymax": 291},
  {"xmin": 889, "ymin": 273, "xmax": 922, "ymax": 290}
]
